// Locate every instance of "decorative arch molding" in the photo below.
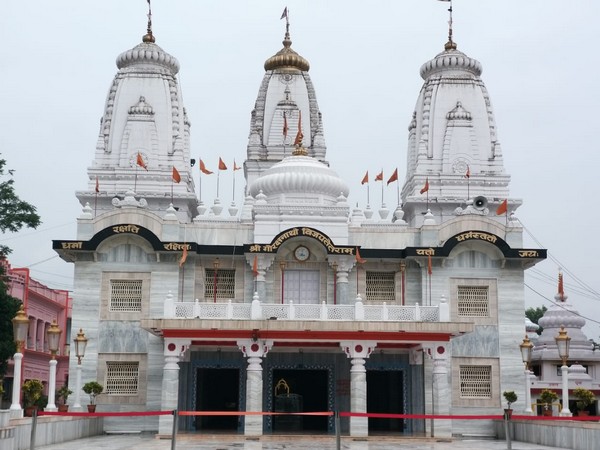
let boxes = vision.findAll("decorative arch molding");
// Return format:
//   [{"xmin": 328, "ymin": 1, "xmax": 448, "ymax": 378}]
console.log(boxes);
[
  {"xmin": 245, "ymin": 227, "xmax": 356, "ymax": 256},
  {"xmin": 53, "ymin": 224, "xmax": 196, "ymax": 255}
]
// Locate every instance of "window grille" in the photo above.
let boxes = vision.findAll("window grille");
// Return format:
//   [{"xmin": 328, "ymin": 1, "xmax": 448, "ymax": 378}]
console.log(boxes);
[
  {"xmin": 109, "ymin": 280, "xmax": 143, "ymax": 312},
  {"xmin": 459, "ymin": 365, "xmax": 492, "ymax": 398},
  {"xmin": 365, "ymin": 271, "xmax": 395, "ymax": 302},
  {"xmin": 457, "ymin": 285, "xmax": 489, "ymax": 317},
  {"xmin": 105, "ymin": 361, "xmax": 139, "ymax": 395},
  {"xmin": 205, "ymin": 269, "xmax": 235, "ymax": 299}
]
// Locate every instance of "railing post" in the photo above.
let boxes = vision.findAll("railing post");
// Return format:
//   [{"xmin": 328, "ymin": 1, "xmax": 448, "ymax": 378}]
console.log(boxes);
[
  {"xmin": 321, "ymin": 301, "xmax": 328, "ymax": 320},
  {"xmin": 164, "ymin": 291, "xmax": 175, "ymax": 318},
  {"xmin": 193, "ymin": 298, "xmax": 200, "ymax": 318},
  {"xmin": 289, "ymin": 300, "xmax": 295, "ymax": 319},
  {"xmin": 415, "ymin": 302, "xmax": 421, "ymax": 321},
  {"xmin": 382, "ymin": 302, "xmax": 388, "ymax": 321},
  {"xmin": 439, "ymin": 294, "xmax": 449, "ymax": 322},
  {"xmin": 251, "ymin": 292, "xmax": 262, "ymax": 320},
  {"xmin": 354, "ymin": 295, "xmax": 364, "ymax": 320},
  {"xmin": 226, "ymin": 299, "xmax": 233, "ymax": 319}
]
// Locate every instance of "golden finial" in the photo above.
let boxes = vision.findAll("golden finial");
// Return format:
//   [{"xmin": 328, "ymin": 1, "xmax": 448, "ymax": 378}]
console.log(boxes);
[
  {"xmin": 440, "ymin": 0, "xmax": 457, "ymax": 50},
  {"xmin": 264, "ymin": 7, "xmax": 310, "ymax": 72},
  {"xmin": 142, "ymin": 0, "xmax": 155, "ymax": 43},
  {"xmin": 292, "ymin": 110, "xmax": 308, "ymax": 156}
]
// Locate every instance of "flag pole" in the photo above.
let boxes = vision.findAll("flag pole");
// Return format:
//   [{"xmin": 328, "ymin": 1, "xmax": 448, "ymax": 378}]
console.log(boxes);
[
  {"xmin": 134, "ymin": 164, "xmax": 138, "ymax": 193},
  {"xmin": 216, "ymin": 169, "xmax": 220, "ymax": 199},
  {"xmin": 171, "ymin": 178, "xmax": 174, "ymax": 204},
  {"xmin": 380, "ymin": 169, "xmax": 384, "ymax": 205}
]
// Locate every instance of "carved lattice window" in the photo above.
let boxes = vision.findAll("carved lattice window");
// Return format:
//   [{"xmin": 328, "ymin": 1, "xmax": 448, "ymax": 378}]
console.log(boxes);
[
  {"xmin": 365, "ymin": 271, "xmax": 395, "ymax": 302},
  {"xmin": 109, "ymin": 280, "xmax": 143, "ymax": 312},
  {"xmin": 204, "ymin": 269, "xmax": 236, "ymax": 299},
  {"xmin": 459, "ymin": 365, "xmax": 492, "ymax": 398},
  {"xmin": 457, "ymin": 285, "xmax": 489, "ymax": 317},
  {"xmin": 105, "ymin": 361, "xmax": 139, "ymax": 395}
]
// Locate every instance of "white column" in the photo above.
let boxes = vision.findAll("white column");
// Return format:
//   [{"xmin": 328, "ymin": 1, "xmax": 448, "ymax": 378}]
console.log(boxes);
[
  {"xmin": 330, "ymin": 257, "xmax": 355, "ymax": 305},
  {"xmin": 559, "ymin": 364, "xmax": 572, "ymax": 416},
  {"xmin": 341, "ymin": 341, "xmax": 377, "ymax": 437},
  {"xmin": 72, "ymin": 363, "xmax": 83, "ymax": 411},
  {"xmin": 10, "ymin": 352, "xmax": 24, "ymax": 418},
  {"xmin": 238, "ymin": 339, "xmax": 272, "ymax": 436},
  {"xmin": 46, "ymin": 359, "xmax": 58, "ymax": 411},
  {"xmin": 523, "ymin": 369, "xmax": 533, "ymax": 415},
  {"xmin": 158, "ymin": 339, "xmax": 190, "ymax": 435},
  {"xmin": 428, "ymin": 344, "xmax": 451, "ymax": 438}
]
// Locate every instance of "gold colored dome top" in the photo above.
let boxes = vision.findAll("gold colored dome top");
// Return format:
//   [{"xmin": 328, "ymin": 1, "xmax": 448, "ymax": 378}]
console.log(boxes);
[{"xmin": 264, "ymin": 20, "xmax": 310, "ymax": 72}]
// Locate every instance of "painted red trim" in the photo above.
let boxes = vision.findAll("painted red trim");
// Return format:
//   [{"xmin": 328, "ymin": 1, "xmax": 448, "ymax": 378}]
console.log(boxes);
[{"xmin": 163, "ymin": 328, "xmax": 453, "ymax": 342}]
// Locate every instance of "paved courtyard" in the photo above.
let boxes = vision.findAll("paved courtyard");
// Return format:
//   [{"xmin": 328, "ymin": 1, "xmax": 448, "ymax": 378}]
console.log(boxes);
[{"xmin": 35, "ymin": 433, "xmax": 572, "ymax": 450}]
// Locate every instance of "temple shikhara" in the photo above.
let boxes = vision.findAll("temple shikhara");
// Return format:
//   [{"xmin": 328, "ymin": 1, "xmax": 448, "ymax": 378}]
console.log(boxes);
[{"xmin": 53, "ymin": 5, "xmax": 546, "ymax": 437}]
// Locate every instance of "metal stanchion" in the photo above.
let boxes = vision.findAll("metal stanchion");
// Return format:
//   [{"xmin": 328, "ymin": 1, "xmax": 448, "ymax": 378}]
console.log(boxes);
[
  {"xmin": 335, "ymin": 410, "xmax": 341, "ymax": 450},
  {"xmin": 30, "ymin": 408, "xmax": 38, "ymax": 450},
  {"xmin": 503, "ymin": 411, "xmax": 512, "ymax": 450},
  {"xmin": 171, "ymin": 409, "xmax": 178, "ymax": 450}
]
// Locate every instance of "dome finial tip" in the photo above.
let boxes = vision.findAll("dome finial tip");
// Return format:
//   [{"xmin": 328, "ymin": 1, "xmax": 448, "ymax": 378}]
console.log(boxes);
[{"xmin": 142, "ymin": 0, "xmax": 156, "ymax": 43}]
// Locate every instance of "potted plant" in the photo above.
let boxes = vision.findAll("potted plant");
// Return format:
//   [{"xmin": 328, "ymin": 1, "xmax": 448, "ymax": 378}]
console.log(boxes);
[
  {"xmin": 573, "ymin": 387, "xmax": 595, "ymax": 416},
  {"xmin": 82, "ymin": 381, "xmax": 103, "ymax": 413},
  {"xmin": 22, "ymin": 379, "xmax": 44, "ymax": 417},
  {"xmin": 503, "ymin": 390, "xmax": 518, "ymax": 418},
  {"xmin": 539, "ymin": 389, "xmax": 559, "ymax": 416},
  {"xmin": 57, "ymin": 385, "xmax": 73, "ymax": 412}
]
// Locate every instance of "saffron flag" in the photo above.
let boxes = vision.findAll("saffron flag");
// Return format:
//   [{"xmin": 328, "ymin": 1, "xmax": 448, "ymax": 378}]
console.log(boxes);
[
  {"xmin": 427, "ymin": 254, "xmax": 432, "ymax": 275},
  {"xmin": 280, "ymin": 6, "xmax": 288, "ymax": 20},
  {"xmin": 465, "ymin": 165, "xmax": 471, "ymax": 179},
  {"xmin": 496, "ymin": 199, "xmax": 508, "ymax": 215},
  {"xmin": 218, "ymin": 157, "xmax": 227, "ymax": 170},
  {"xmin": 172, "ymin": 166, "xmax": 181, "ymax": 183},
  {"xmin": 95, "ymin": 176, "xmax": 99, "ymax": 193},
  {"xmin": 136, "ymin": 152, "xmax": 147, "ymax": 170},
  {"xmin": 375, "ymin": 170, "xmax": 383, "ymax": 182},
  {"xmin": 283, "ymin": 113, "xmax": 289, "ymax": 138},
  {"xmin": 294, "ymin": 110, "xmax": 303, "ymax": 146},
  {"xmin": 387, "ymin": 168, "xmax": 398, "ymax": 185},
  {"xmin": 420, "ymin": 177, "xmax": 429, "ymax": 194},
  {"xmin": 355, "ymin": 247, "xmax": 366, "ymax": 264},
  {"xmin": 199, "ymin": 159, "xmax": 213, "ymax": 175},
  {"xmin": 361, "ymin": 171, "xmax": 369, "ymax": 185},
  {"xmin": 252, "ymin": 255, "xmax": 259, "ymax": 278},
  {"xmin": 233, "ymin": 160, "xmax": 242, "ymax": 171},
  {"xmin": 179, "ymin": 246, "xmax": 188, "ymax": 268}
]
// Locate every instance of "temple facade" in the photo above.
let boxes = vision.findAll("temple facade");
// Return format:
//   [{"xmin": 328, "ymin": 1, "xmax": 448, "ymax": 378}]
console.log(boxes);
[{"xmin": 53, "ymin": 10, "xmax": 545, "ymax": 438}]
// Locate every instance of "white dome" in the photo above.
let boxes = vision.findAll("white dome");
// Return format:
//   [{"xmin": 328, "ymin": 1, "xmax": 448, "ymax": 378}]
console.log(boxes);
[
  {"xmin": 116, "ymin": 42, "xmax": 180, "ymax": 74},
  {"xmin": 420, "ymin": 48, "xmax": 482, "ymax": 80},
  {"xmin": 248, "ymin": 154, "xmax": 349, "ymax": 205}
]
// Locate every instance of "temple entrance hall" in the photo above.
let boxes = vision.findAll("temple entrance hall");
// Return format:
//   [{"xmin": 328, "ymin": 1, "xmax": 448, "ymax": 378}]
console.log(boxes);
[
  {"xmin": 367, "ymin": 370, "xmax": 404, "ymax": 433},
  {"xmin": 195, "ymin": 368, "xmax": 240, "ymax": 432}
]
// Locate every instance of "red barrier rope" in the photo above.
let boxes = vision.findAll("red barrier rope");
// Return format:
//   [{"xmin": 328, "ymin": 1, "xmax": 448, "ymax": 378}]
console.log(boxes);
[
  {"xmin": 37, "ymin": 409, "xmax": 600, "ymax": 421},
  {"xmin": 38, "ymin": 410, "xmax": 173, "ymax": 417},
  {"xmin": 179, "ymin": 411, "xmax": 334, "ymax": 417}
]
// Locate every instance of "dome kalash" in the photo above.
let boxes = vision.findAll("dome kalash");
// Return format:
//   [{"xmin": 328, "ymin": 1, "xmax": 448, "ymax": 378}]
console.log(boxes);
[{"xmin": 248, "ymin": 151, "xmax": 349, "ymax": 206}]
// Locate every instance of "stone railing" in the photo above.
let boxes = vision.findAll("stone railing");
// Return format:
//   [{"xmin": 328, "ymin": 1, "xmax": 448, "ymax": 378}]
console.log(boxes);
[{"xmin": 164, "ymin": 293, "xmax": 449, "ymax": 322}]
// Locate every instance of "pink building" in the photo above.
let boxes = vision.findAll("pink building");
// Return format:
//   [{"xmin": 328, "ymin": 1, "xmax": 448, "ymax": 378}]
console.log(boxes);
[{"xmin": 2, "ymin": 260, "xmax": 71, "ymax": 408}]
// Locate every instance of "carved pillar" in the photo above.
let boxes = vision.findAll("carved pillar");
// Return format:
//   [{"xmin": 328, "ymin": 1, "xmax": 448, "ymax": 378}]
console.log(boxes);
[
  {"xmin": 247, "ymin": 254, "xmax": 275, "ymax": 302},
  {"xmin": 425, "ymin": 343, "xmax": 451, "ymax": 438},
  {"xmin": 158, "ymin": 339, "xmax": 190, "ymax": 435},
  {"xmin": 341, "ymin": 341, "xmax": 377, "ymax": 437},
  {"xmin": 330, "ymin": 256, "xmax": 356, "ymax": 304},
  {"xmin": 238, "ymin": 339, "xmax": 273, "ymax": 436}
]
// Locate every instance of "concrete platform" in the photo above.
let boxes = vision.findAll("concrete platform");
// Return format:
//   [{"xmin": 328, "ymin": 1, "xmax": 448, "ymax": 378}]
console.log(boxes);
[{"xmin": 35, "ymin": 433, "xmax": 572, "ymax": 449}]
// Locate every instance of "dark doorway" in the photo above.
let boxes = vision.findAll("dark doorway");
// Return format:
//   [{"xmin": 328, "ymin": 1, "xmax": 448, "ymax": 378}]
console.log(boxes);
[
  {"xmin": 195, "ymin": 368, "xmax": 240, "ymax": 431},
  {"xmin": 367, "ymin": 370, "xmax": 404, "ymax": 433},
  {"xmin": 272, "ymin": 369, "xmax": 328, "ymax": 433}
]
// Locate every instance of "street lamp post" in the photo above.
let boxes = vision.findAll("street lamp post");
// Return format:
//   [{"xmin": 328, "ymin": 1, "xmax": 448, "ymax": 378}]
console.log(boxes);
[
  {"xmin": 555, "ymin": 326, "xmax": 572, "ymax": 416},
  {"xmin": 72, "ymin": 328, "xmax": 88, "ymax": 411},
  {"xmin": 519, "ymin": 335, "xmax": 534, "ymax": 414},
  {"xmin": 45, "ymin": 320, "xmax": 62, "ymax": 411},
  {"xmin": 10, "ymin": 306, "xmax": 30, "ymax": 415}
]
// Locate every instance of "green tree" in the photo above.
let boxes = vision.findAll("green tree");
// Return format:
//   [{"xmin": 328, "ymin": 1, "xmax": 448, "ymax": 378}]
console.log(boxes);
[
  {"xmin": 525, "ymin": 306, "xmax": 547, "ymax": 335},
  {"xmin": 0, "ymin": 155, "xmax": 41, "ymax": 378},
  {"xmin": 0, "ymin": 266, "xmax": 22, "ymax": 378},
  {"xmin": 0, "ymin": 156, "xmax": 41, "ymax": 256}
]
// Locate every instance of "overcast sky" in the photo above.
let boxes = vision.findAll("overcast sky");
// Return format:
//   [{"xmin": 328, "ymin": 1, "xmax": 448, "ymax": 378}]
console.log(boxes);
[{"xmin": 2, "ymin": 1, "xmax": 599, "ymax": 339}]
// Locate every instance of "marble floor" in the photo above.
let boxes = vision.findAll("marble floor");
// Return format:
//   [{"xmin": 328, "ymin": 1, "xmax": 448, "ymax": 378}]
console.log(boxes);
[{"xmin": 35, "ymin": 434, "xmax": 572, "ymax": 450}]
